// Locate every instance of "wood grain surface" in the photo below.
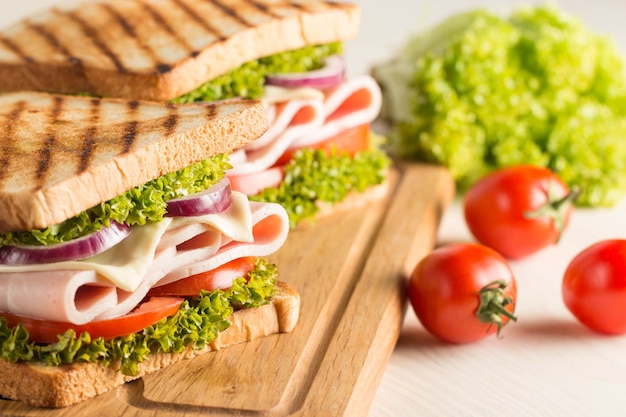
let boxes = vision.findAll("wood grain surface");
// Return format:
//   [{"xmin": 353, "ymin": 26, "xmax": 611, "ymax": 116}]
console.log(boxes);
[{"xmin": 0, "ymin": 162, "xmax": 454, "ymax": 417}]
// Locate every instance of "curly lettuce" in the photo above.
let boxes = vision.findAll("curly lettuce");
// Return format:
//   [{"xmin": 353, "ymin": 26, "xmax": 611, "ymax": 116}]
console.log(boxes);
[
  {"xmin": 251, "ymin": 134, "xmax": 391, "ymax": 228},
  {"xmin": 0, "ymin": 154, "xmax": 232, "ymax": 247},
  {"xmin": 374, "ymin": 5, "xmax": 626, "ymax": 206},
  {"xmin": 172, "ymin": 43, "xmax": 343, "ymax": 103},
  {"xmin": 0, "ymin": 258, "xmax": 277, "ymax": 376}
]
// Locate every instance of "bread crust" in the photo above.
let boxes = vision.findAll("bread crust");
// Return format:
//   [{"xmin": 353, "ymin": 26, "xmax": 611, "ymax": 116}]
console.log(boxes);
[
  {"xmin": 0, "ymin": 281, "xmax": 299, "ymax": 409},
  {"xmin": 0, "ymin": 0, "xmax": 360, "ymax": 101},
  {"xmin": 0, "ymin": 92, "xmax": 268, "ymax": 233}
]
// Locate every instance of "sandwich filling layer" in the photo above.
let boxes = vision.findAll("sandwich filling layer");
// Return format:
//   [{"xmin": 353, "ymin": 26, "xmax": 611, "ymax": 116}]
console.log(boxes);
[
  {"xmin": 0, "ymin": 258, "xmax": 280, "ymax": 376},
  {"xmin": 0, "ymin": 193, "xmax": 289, "ymax": 324},
  {"xmin": 0, "ymin": 154, "xmax": 292, "ymax": 375},
  {"xmin": 0, "ymin": 155, "xmax": 232, "ymax": 247},
  {"xmin": 172, "ymin": 43, "xmax": 392, "ymax": 227},
  {"xmin": 229, "ymin": 76, "xmax": 389, "ymax": 227}
]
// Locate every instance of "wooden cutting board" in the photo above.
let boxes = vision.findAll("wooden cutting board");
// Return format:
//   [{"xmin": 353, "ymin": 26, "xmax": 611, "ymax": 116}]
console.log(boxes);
[{"xmin": 1, "ymin": 162, "xmax": 454, "ymax": 417}]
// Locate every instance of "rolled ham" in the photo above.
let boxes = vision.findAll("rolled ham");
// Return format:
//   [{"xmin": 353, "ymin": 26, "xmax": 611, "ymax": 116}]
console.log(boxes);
[
  {"xmin": 0, "ymin": 197, "xmax": 289, "ymax": 324},
  {"xmin": 227, "ymin": 75, "xmax": 383, "ymax": 193},
  {"xmin": 227, "ymin": 98, "xmax": 325, "ymax": 176}
]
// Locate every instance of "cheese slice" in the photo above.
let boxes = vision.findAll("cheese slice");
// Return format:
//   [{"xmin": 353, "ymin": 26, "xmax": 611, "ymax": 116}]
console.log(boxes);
[
  {"xmin": 262, "ymin": 85, "xmax": 324, "ymax": 105},
  {"xmin": 0, "ymin": 191, "xmax": 252, "ymax": 292}
]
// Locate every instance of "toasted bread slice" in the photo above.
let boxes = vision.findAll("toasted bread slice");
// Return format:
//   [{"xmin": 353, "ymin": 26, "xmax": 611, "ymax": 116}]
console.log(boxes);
[
  {"xmin": 0, "ymin": 0, "xmax": 360, "ymax": 101},
  {"xmin": 0, "ymin": 281, "xmax": 300, "ymax": 409},
  {"xmin": 0, "ymin": 91, "xmax": 268, "ymax": 233}
]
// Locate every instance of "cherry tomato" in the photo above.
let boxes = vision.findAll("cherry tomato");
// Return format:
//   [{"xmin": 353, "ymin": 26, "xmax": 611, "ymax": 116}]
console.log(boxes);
[
  {"xmin": 148, "ymin": 257, "xmax": 256, "ymax": 297},
  {"xmin": 464, "ymin": 165, "xmax": 579, "ymax": 260},
  {"xmin": 408, "ymin": 242, "xmax": 518, "ymax": 343},
  {"xmin": 562, "ymin": 239, "xmax": 626, "ymax": 335},
  {"xmin": 2, "ymin": 296, "xmax": 184, "ymax": 343}
]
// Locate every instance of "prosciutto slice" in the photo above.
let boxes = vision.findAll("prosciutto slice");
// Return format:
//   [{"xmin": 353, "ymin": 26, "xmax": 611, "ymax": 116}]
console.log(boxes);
[{"xmin": 0, "ymin": 200, "xmax": 289, "ymax": 324}]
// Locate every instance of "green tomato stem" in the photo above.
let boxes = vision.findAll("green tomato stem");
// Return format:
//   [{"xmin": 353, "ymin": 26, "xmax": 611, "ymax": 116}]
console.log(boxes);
[
  {"xmin": 476, "ymin": 280, "xmax": 517, "ymax": 337},
  {"xmin": 524, "ymin": 183, "xmax": 582, "ymax": 242}
]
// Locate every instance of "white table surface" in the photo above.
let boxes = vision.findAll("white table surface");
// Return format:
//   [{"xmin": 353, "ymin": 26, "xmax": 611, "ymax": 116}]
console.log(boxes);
[
  {"xmin": 349, "ymin": 2, "xmax": 626, "ymax": 417},
  {"xmin": 2, "ymin": 1, "xmax": 626, "ymax": 416}
]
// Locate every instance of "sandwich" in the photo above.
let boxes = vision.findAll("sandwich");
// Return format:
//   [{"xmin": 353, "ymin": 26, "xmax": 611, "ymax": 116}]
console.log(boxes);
[
  {"xmin": 0, "ymin": 91, "xmax": 299, "ymax": 408},
  {"xmin": 0, "ymin": 0, "xmax": 392, "ymax": 228}
]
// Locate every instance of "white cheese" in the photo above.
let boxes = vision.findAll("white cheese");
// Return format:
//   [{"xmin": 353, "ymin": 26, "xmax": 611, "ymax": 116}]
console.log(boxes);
[
  {"xmin": 169, "ymin": 191, "xmax": 253, "ymax": 243},
  {"xmin": 0, "ymin": 191, "xmax": 253, "ymax": 292},
  {"xmin": 262, "ymin": 85, "xmax": 324, "ymax": 105}
]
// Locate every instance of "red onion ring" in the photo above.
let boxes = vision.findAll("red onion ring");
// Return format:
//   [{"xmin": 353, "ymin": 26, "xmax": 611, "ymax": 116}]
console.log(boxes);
[
  {"xmin": 0, "ymin": 221, "xmax": 131, "ymax": 265},
  {"xmin": 165, "ymin": 177, "xmax": 232, "ymax": 217},
  {"xmin": 265, "ymin": 55, "xmax": 345, "ymax": 89}
]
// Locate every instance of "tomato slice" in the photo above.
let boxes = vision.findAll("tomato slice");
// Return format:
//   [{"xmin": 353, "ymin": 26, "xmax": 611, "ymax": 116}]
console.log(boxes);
[
  {"xmin": 2, "ymin": 296, "xmax": 184, "ymax": 344},
  {"xmin": 147, "ymin": 257, "xmax": 257, "ymax": 297},
  {"xmin": 274, "ymin": 123, "xmax": 371, "ymax": 167}
]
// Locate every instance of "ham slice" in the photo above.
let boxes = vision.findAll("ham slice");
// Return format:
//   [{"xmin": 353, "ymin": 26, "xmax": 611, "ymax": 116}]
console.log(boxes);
[
  {"xmin": 227, "ymin": 98, "xmax": 325, "ymax": 175},
  {"xmin": 291, "ymin": 75, "xmax": 382, "ymax": 148},
  {"xmin": 0, "ymin": 200, "xmax": 289, "ymax": 324},
  {"xmin": 228, "ymin": 75, "xmax": 382, "ymax": 194},
  {"xmin": 0, "ymin": 270, "xmax": 115, "ymax": 325},
  {"xmin": 96, "ymin": 201, "xmax": 289, "ymax": 321}
]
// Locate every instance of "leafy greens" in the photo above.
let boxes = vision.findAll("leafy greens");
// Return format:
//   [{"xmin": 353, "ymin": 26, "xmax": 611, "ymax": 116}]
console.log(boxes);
[
  {"xmin": 251, "ymin": 134, "xmax": 391, "ymax": 228},
  {"xmin": 173, "ymin": 43, "xmax": 343, "ymax": 103},
  {"xmin": 374, "ymin": 5, "xmax": 626, "ymax": 206}
]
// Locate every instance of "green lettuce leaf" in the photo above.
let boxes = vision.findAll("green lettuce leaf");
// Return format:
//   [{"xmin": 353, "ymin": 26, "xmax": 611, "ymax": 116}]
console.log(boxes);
[
  {"xmin": 172, "ymin": 43, "xmax": 343, "ymax": 103},
  {"xmin": 375, "ymin": 5, "xmax": 626, "ymax": 206},
  {"xmin": 0, "ymin": 154, "xmax": 232, "ymax": 247},
  {"xmin": 0, "ymin": 258, "xmax": 277, "ymax": 376},
  {"xmin": 251, "ymin": 134, "xmax": 391, "ymax": 228}
]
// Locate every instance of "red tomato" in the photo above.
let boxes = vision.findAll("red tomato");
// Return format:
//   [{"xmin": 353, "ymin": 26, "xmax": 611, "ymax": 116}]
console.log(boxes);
[
  {"xmin": 464, "ymin": 165, "xmax": 578, "ymax": 260},
  {"xmin": 408, "ymin": 242, "xmax": 518, "ymax": 343},
  {"xmin": 274, "ymin": 124, "xmax": 371, "ymax": 166},
  {"xmin": 148, "ymin": 257, "xmax": 257, "ymax": 297},
  {"xmin": 562, "ymin": 240, "xmax": 626, "ymax": 335},
  {"xmin": 2, "ymin": 296, "xmax": 184, "ymax": 344}
]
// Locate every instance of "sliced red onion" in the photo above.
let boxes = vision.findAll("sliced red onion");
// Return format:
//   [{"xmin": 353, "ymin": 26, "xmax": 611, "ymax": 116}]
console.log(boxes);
[
  {"xmin": 0, "ymin": 221, "xmax": 131, "ymax": 265},
  {"xmin": 265, "ymin": 55, "xmax": 345, "ymax": 90},
  {"xmin": 166, "ymin": 177, "xmax": 232, "ymax": 217}
]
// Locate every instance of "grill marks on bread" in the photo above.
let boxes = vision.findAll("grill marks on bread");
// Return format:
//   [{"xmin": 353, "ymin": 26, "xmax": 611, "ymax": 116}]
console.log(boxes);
[
  {"xmin": 140, "ymin": 2, "xmax": 199, "ymax": 61},
  {"xmin": 60, "ymin": 8, "xmax": 126, "ymax": 74},
  {"xmin": 0, "ymin": 0, "xmax": 353, "ymax": 74},
  {"xmin": 162, "ymin": 102, "xmax": 180, "ymax": 137},
  {"xmin": 0, "ymin": 93, "xmax": 230, "ymax": 194},
  {"xmin": 79, "ymin": 99, "xmax": 101, "ymax": 173},
  {"xmin": 0, "ymin": 35, "xmax": 33, "ymax": 63},
  {"xmin": 99, "ymin": 3, "xmax": 166, "ymax": 73},
  {"xmin": 36, "ymin": 96, "xmax": 64, "ymax": 183},
  {"xmin": 0, "ymin": 101, "xmax": 26, "ymax": 188},
  {"xmin": 0, "ymin": 92, "xmax": 268, "ymax": 232},
  {"xmin": 24, "ymin": 18, "xmax": 83, "ymax": 67},
  {"xmin": 0, "ymin": 0, "xmax": 360, "ymax": 100},
  {"xmin": 122, "ymin": 101, "xmax": 140, "ymax": 153},
  {"xmin": 170, "ymin": 0, "xmax": 227, "ymax": 44}
]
